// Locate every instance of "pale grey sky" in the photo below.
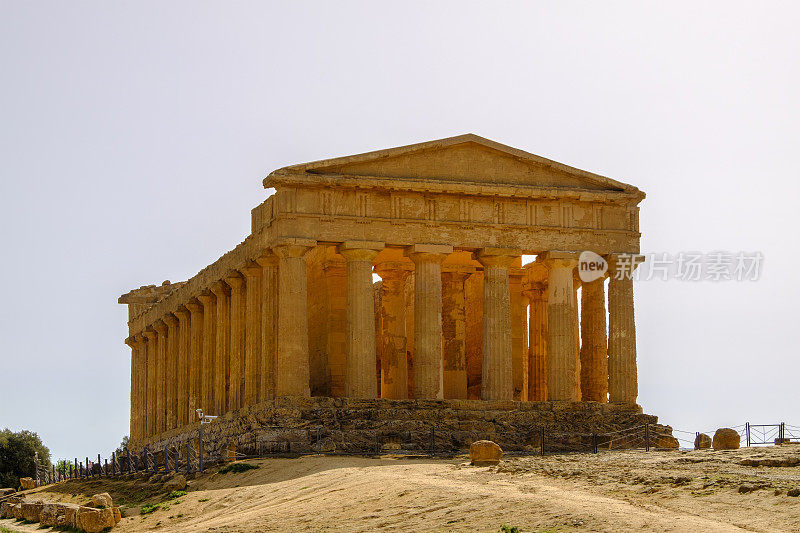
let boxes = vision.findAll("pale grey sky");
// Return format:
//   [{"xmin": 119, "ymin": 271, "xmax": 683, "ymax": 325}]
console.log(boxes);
[{"xmin": 1, "ymin": 1, "xmax": 798, "ymax": 460}]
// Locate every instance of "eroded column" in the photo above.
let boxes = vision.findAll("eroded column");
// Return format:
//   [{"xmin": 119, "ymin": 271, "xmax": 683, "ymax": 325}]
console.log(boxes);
[
  {"xmin": 509, "ymin": 265, "xmax": 527, "ymax": 401},
  {"xmin": 164, "ymin": 314, "xmax": 179, "ymax": 430},
  {"xmin": 541, "ymin": 252, "xmax": 579, "ymax": 401},
  {"xmin": 256, "ymin": 252, "xmax": 278, "ymax": 401},
  {"xmin": 126, "ymin": 337, "xmax": 140, "ymax": 443},
  {"xmin": 186, "ymin": 299, "xmax": 203, "ymax": 419},
  {"xmin": 226, "ymin": 273, "xmax": 245, "ymax": 410},
  {"xmin": 153, "ymin": 321, "xmax": 168, "ymax": 435},
  {"xmin": 175, "ymin": 307, "xmax": 191, "ymax": 427},
  {"xmin": 524, "ymin": 277, "xmax": 548, "ymax": 401},
  {"xmin": 405, "ymin": 244, "xmax": 452, "ymax": 399},
  {"xmin": 242, "ymin": 263, "xmax": 262, "ymax": 407},
  {"xmin": 477, "ymin": 249, "xmax": 517, "ymax": 401},
  {"xmin": 374, "ymin": 262, "xmax": 412, "ymax": 399},
  {"xmin": 580, "ymin": 277, "xmax": 608, "ymax": 402},
  {"xmin": 339, "ymin": 241, "xmax": 383, "ymax": 398},
  {"xmin": 441, "ymin": 268, "xmax": 471, "ymax": 399},
  {"xmin": 210, "ymin": 281, "xmax": 230, "ymax": 416},
  {"xmin": 197, "ymin": 292, "xmax": 216, "ymax": 414},
  {"xmin": 607, "ymin": 254, "xmax": 643, "ymax": 404},
  {"xmin": 274, "ymin": 239, "xmax": 315, "ymax": 397},
  {"xmin": 142, "ymin": 328, "xmax": 157, "ymax": 438}
]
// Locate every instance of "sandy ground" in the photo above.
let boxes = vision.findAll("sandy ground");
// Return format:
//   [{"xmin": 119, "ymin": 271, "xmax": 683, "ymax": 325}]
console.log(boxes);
[{"xmin": 3, "ymin": 444, "xmax": 800, "ymax": 532}]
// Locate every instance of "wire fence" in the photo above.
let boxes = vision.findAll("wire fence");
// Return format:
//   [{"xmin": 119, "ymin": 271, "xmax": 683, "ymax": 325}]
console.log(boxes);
[{"xmin": 20, "ymin": 421, "xmax": 799, "ymax": 490}]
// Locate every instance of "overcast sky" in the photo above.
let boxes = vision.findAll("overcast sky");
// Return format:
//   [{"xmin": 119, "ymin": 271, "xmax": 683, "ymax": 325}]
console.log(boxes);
[{"xmin": 1, "ymin": 2, "xmax": 798, "ymax": 460}]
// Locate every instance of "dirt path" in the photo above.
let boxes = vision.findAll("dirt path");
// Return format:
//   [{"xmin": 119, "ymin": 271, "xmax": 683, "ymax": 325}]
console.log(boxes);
[{"xmin": 3, "ymin": 445, "xmax": 799, "ymax": 532}]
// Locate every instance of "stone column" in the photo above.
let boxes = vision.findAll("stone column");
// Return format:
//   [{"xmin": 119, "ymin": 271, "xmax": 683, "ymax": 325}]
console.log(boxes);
[
  {"xmin": 125, "ymin": 337, "xmax": 139, "ymax": 443},
  {"xmin": 226, "ymin": 273, "xmax": 245, "ymax": 411},
  {"xmin": 541, "ymin": 251, "xmax": 579, "ymax": 401},
  {"xmin": 274, "ymin": 239, "xmax": 316, "ymax": 397},
  {"xmin": 607, "ymin": 254, "xmax": 644, "ymax": 404},
  {"xmin": 210, "ymin": 281, "xmax": 230, "ymax": 416},
  {"xmin": 197, "ymin": 292, "xmax": 216, "ymax": 413},
  {"xmin": 164, "ymin": 314, "xmax": 179, "ymax": 431},
  {"xmin": 580, "ymin": 277, "xmax": 608, "ymax": 402},
  {"xmin": 374, "ymin": 261, "xmax": 412, "ymax": 399},
  {"xmin": 242, "ymin": 263, "xmax": 262, "ymax": 407},
  {"xmin": 405, "ymin": 244, "xmax": 452, "ymax": 399},
  {"xmin": 524, "ymin": 278, "xmax": 548, "ymax": 401},
  {"xmin": 322, "ymin": 257, "xmax": 347, "ymax": 397},
  {"xmin": 142, "ymin": 328, "xmax": 157, "ymax": 438},
  {"xmin": 256, "ymin": 252, "xmax": 278, "ymax": 401},
  {"xmin": 153, "ymin": 321, "xmax": 168, "ymax": 435},
  {"xmin": 441, "ymin": 268, "xmax": 471, "ymax": 399},
  {"xmin": 338, "ymin": 241, "xmax": 384, "ymax": 399},
  {"xmin": 186, "ymin": 299, "xmax": 204, "ymax": 419},
  {"xmin": 175, "ymin": 306, "xmax": 190, "ymax": 427},
  {"xmin": 477, "ymin": 249, "xmax": 517, "ymax": 401},
  {"xmin": 509, "ymin": 266, "xmax": 527, "ymax": 401}
]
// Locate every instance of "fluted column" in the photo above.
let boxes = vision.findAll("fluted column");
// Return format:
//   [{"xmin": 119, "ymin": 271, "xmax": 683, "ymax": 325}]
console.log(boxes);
[
  {"xmin": 322, "ymin": 257, "xmax": 347, "ymax": 397},
  {"xmin": 374, "ymin": 262, "xmax": 412, "ymax": 399},
  {"xmin": 441, "ymin": 268, "xmax": 471, "ymax": 399},
  {"xmin": 153, "ymin": 321, "xmax": 168, "ymax": 435},
  {"xmin": 197, "ymin": 292, "xmax": 216, "ymax": 413},
  {"xmin": 175, "ymin": 307, "xmax": 190, "ymax": 427},
  {"xmin": 509, "ymin": 266, "xmax": 527, "ymax": 400},
  {"xmin": 256, "ymin": 252, "xmax": 278, "ymax": 401},
  {"xmin": 226, "ymin": 273, "xmax": 245, "ymax": 410},
  {"xmin": 607, "ymin": 254, "xmax": 644, "ymax": 404},
  {"xmin": 210, "ymin": 281, "xmax": 230, "ymax": 416},
  {"xmin": 142, "ymin": 328, "xmax": 157, "ymax": 438},
  {"xmin": 126, "ymin": 337, "xmax": 140, "ymax": 443},
  {"xmin": 186, "ymin": 299, "xmax": 203, "ymax": 420},
  {"xmin": 580, "ymin": 277, "xmax": 608, "ymax": 402},
  {"xmin": 405, "ymin": 244, "xmax": 452, "ymax": 399},
  {"xmin": 339, "ymin": 241, "xmax": 384, "ymax": 398},
  {"xmin": 274, "ymin": 239, "xmax": 315, "ymax": 397},
  {"xmin": 477, "ymin": 249, "xmax": 517, "ymax": 401},
  {"xmin": 242, "ymin": 263, "xmax": 262, "ymax": 407},
  {"xmin": 524, "ymin": 278, "xmax": 548, "ymax": 401},
  {"xmin": 541, "ymin": 251, "xmax": 579, "ymax": 401},
  {"xmin": 164, "ymin": 314, "xmax": 179, "ymax": 430}
]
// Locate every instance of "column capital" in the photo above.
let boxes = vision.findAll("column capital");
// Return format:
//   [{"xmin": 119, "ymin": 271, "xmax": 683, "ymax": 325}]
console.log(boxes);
[
  {"xmin": 124, "ymin": 336, "xmax": 136, "ymax": 348},
  {"xmin": 197, "ymin": 291, "xmax": 215, "ymax": 306},
  {"xmin": 175, "ymin": 305, "xmax": 191, "ymax": 321},
  {"xmin": 153, "ymin": 320, "xmax": 167, "ymax": 335},
  {"xmin": 338, "ymin": 240, "xmax": 384, "ymax": 262},
  {"xmin": 163, "ymin": 314, "xmax": 179, "ymax": 328},
  {"xmin": 272, "ymin": 238, "xmax": 316, "ymax": 259},
  {"xmin": 186, "ymin": 298, "xmax": 203, "ymax": 315},
  {"xmin": 255, "ymin": 250, "xmax": 279, "ymax": 268},
  {"xmin": 605, "ymin": 253, "xmax": 646, "ymax": 279},
  {"xmin": 404, "ymin": 243, "xmax": 453, "ymax": 264},
  {"xmin": 142, "ymin": 328, "xmax": 157, "ymax": 341},
  {"xmin": 476, "ymin": 248, "xmax": 519, "ymax": 269},
  {"xmin": 540, "ymin": 250, "xmax": 578, "ymax": 269},
  {"xmin": 210, "ymin": 280, "xmax": 230, "ymax": 297},
  {"xmin": 133, "ymin": 333, "xmax": 147, "ymax": 344},
  {"xmin": 524, "ymin": 261, "xmax": 548, "ymax": 283},
  {"xmin": 374, "ymin": 261, "xmax": 413, "ymax": 284},
  {"xmin": 225, "ymin": 271, "xmax": 245, "ymax": 288},
  {"xmin": 241, "ymin": 261, "xmax": 262, "ymax": 278}
]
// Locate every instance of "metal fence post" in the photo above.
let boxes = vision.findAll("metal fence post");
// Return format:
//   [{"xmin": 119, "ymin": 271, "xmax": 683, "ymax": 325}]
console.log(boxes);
[
  {"xmin": 97, "ymin": 454, "xmax": 101, "ymax": 476},
  {"xmin": 186, "ymin": 440, "xmax": 191, "ymax": 474},
  {"xmin": 164, "ymin": 445, "xmax": 169, "ymax": 472},
  {"xmin": 540, "ymin": 427, "xmax": 545, "ymax": 456},
  {"xmin": 645, "ymin": 424, "xmax": 650, "ymax": 452},
  {"xmin": 592, "ymin": 433, "xmax": 598, "ymax": 454},
  {"xmin": 126, "ymin": 448, "xmax": 132, "ymax": 473},
  {"xmin": 199, "ymin": 427, "xmax": 205, "ymax": 472},
  {"xmin": 746, "ymin": 422, "xmax": 751, "ymax": 447},
  {"xmin": 780, "ymin": 422, "xmax": 785, "ymax": 443},
  {"xmin": 429, "ymin": 426, "xmax": 435, "ymax": 455}
]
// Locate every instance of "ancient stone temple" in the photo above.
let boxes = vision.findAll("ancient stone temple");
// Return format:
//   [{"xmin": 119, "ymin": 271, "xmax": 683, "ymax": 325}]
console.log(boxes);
[{"xmin": 120, "ymin": 135, "xmax": 659, "ymax": 452}]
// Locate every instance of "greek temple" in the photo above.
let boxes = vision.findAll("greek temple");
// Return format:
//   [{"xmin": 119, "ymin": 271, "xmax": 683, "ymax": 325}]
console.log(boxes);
[{"xmin": 120, "ymin": 135, "xmax": 646, "ymax": 446}]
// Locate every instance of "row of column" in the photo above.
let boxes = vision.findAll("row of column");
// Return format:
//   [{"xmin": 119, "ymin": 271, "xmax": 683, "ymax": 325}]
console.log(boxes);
[{"xmin": 128, "ymin": 241, "xmax": 640, "ymax": 444}]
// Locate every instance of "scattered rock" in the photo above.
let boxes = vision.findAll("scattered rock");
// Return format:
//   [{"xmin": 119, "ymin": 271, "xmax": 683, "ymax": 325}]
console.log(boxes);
[
  {"xmin": 164, "ymin": 474, "xmax": 187, "ymax": 492},
  {"xmin": 0, "ymin": 488, "xmax": 15, "ymax": 496},
  {"xmin": 738, "ymin": 484, "xmax": 755, "ymax": 494},
  {"xmin": 694, "ymin": 433, "xmax": 712, "ymax": 450},
  {"xmin": 652, "ymin": 434, "xmax": 680, "ymax": 449},
  {"xmin": 113, "ymin": 505, "xmax": 122, "ymax": 524},
  {"xmin": 774, "ymin": 489, "xmax": 783, "ymax": 496},
  {"xmin": 76, "ymin": 505, "xmax": 116, "ymax": 533},
  {"xmin": 18, "ymin": 477, "xmax": 36, "ymax": 490},
  {"xmin": 91, "ymin": 491, "xmax": 114, "ymax": 508},
  {"xmin": 740, "ymin": 457, "xmax": 800, "ymax": 467},
  {"xmin": 788, "ymin": 488, "xmax": 800, "ymax": 497},
  {"xmin": 712, "ymin": 428, "xmax": 740, "ymax": 450},
  {"xmin": 469, "ymin": 440, "xmax": 503, "ymax": 466},
  {"xmin": 12, "ymin": 503, "xmax": 24, "ymax": 519},
  {"xmin": 21, "ymin": 500, "xmax": 44, "ymax": 522}
]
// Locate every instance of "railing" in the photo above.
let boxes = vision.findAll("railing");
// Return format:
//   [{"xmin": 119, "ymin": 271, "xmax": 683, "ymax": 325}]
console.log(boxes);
[{"xmin": 20, "ymin": 421, "xmax": 800, "ymax": 490}]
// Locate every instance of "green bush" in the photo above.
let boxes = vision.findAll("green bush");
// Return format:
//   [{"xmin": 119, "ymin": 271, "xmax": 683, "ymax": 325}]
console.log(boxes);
[
  {"xmin": 167, "ymin": 490, "xmax": 187, "ymax": 499},
  {"xmin": 0, "ymin": 428, "xmax": 51, "ymax": 489},
  {"xmin": 219, "ymin": 462, "xmax": 259, "ymax": 474},
  {"xmin": 141, "ymin": 503, "xmax": 161, "ymax": 514}
]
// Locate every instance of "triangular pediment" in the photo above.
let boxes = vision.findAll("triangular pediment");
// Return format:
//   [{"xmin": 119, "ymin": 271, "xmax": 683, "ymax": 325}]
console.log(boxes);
[{"xmin": 272, "ymin": 134, "xmax": 640, "ymax": 194}]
